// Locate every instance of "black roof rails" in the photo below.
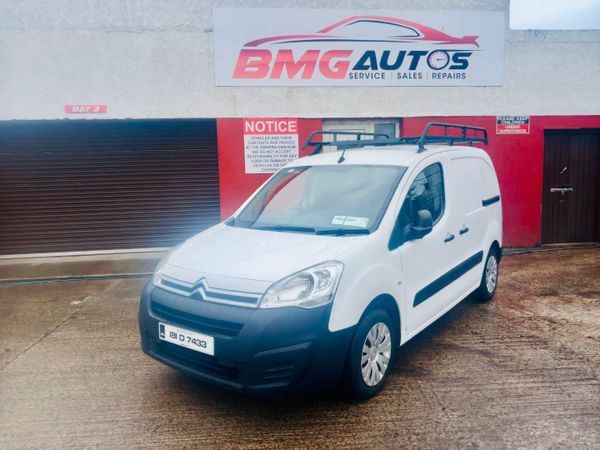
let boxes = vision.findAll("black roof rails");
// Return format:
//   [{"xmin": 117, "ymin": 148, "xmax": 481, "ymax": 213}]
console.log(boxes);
[
  {"xmin": 302, "ymin": 130, "xmax": 390, "ymax": 155},
  {"xmin": 303, "ymin": 122, "xmax": 488, "ymax": 154},
  {"xmin": 414, "ymin": 122, "xmax": 488, "ymax": 152}
]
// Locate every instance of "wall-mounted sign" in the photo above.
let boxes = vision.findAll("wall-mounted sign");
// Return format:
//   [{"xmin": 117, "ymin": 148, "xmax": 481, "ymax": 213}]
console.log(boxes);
[
  {"xmin": 243, "ymin": 118, "xmax": 299, "ymax": 174},
  {"xmin": 65, "ymin": 104, "xmax": 107, "ymax": 113},
  {"xmin": 496, "ymin": 116, "xmax": 530, "ymax": 134},
  {"xmin": 214, "ymin": 9, "xmax": 504, "ymax": 86}
]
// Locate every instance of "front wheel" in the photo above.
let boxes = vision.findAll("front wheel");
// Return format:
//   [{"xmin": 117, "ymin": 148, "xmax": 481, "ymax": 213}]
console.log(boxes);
[
  {"xmin": 474, "ymin": 249, "xmax": 499, "ymax": 302},
  {"xmin": 344, "ymin": 309, "xmax": 397, "ymax": 399}
]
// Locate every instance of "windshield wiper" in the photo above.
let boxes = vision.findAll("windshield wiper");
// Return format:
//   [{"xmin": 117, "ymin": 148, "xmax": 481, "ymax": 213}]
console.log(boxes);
[
  {"xmin": 316, "ymin": 228, "xmax": 371, "ymax": 236},
  {"xmin": 252, "ymin": 225, "xmax": 317, "ymax": 234}
]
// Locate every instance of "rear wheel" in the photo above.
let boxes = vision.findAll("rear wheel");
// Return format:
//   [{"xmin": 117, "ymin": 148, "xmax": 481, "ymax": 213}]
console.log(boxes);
[
  {"xmin": 474, "ymin": 248, "xmax": 499, "ymax": 302},
  {"xmin": 345, "ymin": 309, "xmax": 396, "ymax": 399}
]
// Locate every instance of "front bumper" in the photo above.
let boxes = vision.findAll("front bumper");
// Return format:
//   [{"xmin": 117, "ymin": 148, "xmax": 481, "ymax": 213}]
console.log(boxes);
[{"xmin": 138, "ymin": 282, "xmax": 355, "ymax": 395}]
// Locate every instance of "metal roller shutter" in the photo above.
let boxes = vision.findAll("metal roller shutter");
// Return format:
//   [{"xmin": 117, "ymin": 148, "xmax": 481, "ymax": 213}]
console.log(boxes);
[{"xmin": 0, "ymin": 120, "xmax": 221, "ymax": 255}]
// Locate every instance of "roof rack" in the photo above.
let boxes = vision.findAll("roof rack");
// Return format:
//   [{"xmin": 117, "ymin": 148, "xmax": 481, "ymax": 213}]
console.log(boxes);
[
  {"xmin": 303, "ymin": 122, "xmax": 488, "ymax": 154},
  {"xmin": 302, "ymin": 130, "xmax": 390, "ymax": 154}
]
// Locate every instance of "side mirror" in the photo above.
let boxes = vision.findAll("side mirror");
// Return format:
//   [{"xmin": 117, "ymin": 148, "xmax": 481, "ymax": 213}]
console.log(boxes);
[{"xmin": 406, "ymin": 209, "xmax": 433, "ymax": 240}]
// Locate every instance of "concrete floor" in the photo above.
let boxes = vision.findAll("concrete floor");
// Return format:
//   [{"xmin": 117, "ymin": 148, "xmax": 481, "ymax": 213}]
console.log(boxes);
[{"xmin": 1, "ymin": 249, "xmax": 599, "ymax": 449}]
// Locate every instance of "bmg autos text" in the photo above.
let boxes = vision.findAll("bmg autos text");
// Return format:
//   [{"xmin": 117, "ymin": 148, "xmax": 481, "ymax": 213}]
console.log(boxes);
[{"xmin": 234, "ymin": 49, "xmax": 472, "ymax": 81}]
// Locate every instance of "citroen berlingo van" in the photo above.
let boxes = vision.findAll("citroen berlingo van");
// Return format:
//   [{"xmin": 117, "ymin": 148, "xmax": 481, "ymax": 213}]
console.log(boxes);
[{"xmin": 139, "ymin": 123, "xmax": 502, "ymax": 399}]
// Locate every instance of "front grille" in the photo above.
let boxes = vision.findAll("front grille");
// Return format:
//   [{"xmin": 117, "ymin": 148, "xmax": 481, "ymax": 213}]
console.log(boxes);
[
  {"xmin": 159, "ymin": 278, "xmax": 260, "ymax": 307},
  {"xmin": 161, "ymin": 279, "xmax": 195, "ymax": 294},
  {"xmin": 156, "ymin": 341, "xmax": 242, "ymax": 381},
  {"xmin": 151, "ymin": 301, "xmax": 244, "ymax": 337}
]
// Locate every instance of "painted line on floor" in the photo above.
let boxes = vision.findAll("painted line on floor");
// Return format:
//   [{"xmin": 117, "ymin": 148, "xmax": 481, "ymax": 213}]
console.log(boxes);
[
  {"xmin": 0, "ymin": 273, "xmax": 152, "ymax": 286},
  {"xmin": 503, "ymin": 244, "xmax": 600, "ymax": 256}
]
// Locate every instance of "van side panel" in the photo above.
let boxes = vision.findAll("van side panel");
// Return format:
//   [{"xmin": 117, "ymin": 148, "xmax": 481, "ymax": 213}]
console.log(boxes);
[
  {"xmin": 445, "ymin": 156, "xmax": 490, "ymax": 301},
  {"xmin": 328, "ymin": 148, "xmax": 502, "ymax": 342},
  {"xmin": 401, "ymin": 152, "xmax": 503, "ymax": 343}
]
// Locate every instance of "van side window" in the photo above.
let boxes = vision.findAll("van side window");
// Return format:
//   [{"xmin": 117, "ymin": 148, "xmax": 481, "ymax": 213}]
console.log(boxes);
[
  {"xmin": 406, "ymin": 163, "xmax": 445, "ymax": 223},
  {"xmin": 389, "ymin": 163, "xmax": 445, "ymax": 250}
]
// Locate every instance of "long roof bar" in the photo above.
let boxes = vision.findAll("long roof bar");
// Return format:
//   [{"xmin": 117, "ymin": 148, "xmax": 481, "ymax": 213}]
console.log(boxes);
[{"xmin": 303, "ymin": 122, "xmax": 488, "ymax": 154}]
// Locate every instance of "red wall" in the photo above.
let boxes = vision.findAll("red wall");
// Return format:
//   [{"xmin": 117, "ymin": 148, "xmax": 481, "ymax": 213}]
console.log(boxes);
[{"xmin": 216, "ymin": 116, "xmax": 600, "ymax": 247}]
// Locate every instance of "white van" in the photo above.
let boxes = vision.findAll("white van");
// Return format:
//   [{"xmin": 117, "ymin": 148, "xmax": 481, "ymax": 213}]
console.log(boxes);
[{"xmin": 139, "ymin": 123, "xmax": 502, "ymax": 399}]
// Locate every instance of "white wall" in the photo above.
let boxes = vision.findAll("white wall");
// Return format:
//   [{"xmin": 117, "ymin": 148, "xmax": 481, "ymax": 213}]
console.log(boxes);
[{"xmin": 1, "ymin": 0, "xmax": 599, "ymax": 120}]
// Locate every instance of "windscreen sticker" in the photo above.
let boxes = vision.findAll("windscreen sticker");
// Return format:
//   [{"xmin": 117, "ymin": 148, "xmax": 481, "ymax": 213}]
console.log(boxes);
[{"xmin": 331, "ymin": 216, "xmax": 369, "ymax": 228}]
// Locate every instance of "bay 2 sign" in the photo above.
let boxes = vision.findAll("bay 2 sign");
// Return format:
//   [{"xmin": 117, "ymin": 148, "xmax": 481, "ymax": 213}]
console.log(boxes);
[{"xmin": 214, "ymin": 8, "xmax": 504, "ymax": 86}]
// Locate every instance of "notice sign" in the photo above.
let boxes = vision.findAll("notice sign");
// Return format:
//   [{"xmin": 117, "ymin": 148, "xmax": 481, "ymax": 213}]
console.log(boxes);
[
  {"xmin": 496, "ymin": 116, "xmax": 530, "ymax": 135},
  {"xmin": 243, "ymin": 119, "xmax": 299, "ymax": 174}
]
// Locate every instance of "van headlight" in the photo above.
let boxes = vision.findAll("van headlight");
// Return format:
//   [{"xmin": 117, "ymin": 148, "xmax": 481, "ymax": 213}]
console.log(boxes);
[{"xmin": 260, "ymin": 261, "xmax": 343, "ymax": 309}]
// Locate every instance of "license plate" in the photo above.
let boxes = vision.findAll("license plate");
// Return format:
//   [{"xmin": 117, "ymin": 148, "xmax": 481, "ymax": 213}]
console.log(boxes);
[{"xmin": 158, "ymin": 322, "xmax": 215, "ymax": 356}]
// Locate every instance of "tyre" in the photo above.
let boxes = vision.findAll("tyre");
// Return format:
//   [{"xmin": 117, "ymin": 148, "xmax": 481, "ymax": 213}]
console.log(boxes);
[
  {"xmin": 344, "ymin": 308, "xmax": 397, "ymax": 399},
  {"xmin": 474, "ymin": 248, "xmax": 499, "ymax": 302}
]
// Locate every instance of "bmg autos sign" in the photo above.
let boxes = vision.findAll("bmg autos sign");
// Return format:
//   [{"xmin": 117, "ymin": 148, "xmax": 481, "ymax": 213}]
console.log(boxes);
[{"xmin": 214, "ymin": 9, "xmax": 504, "ymax": 86}]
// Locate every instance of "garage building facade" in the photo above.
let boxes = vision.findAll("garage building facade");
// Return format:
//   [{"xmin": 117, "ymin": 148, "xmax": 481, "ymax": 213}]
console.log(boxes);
[{"xmin": 1, "ymin": 0, "xmax": 599, "ymax": 255}]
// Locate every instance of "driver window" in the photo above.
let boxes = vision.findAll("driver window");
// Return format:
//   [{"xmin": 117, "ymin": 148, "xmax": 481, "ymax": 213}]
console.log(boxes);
[
  {"xmin": 389, "ymin": 163, "xmax": 445, "ymax": 249},
  {"xmin": 404, "ymin": 163, "xmax": 445, "ymax": 224}
]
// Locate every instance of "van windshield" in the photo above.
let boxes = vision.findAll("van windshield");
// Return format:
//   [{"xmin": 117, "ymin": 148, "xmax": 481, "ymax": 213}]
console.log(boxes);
[{"xmin": 230, "ymin": 165, "xmax": 407, "ymax": 234}]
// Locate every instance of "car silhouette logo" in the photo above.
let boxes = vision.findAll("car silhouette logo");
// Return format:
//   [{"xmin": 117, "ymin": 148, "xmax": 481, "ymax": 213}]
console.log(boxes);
[{"xmin": 244, "ymin": 16, "xmax": 479, "ymax": 48}]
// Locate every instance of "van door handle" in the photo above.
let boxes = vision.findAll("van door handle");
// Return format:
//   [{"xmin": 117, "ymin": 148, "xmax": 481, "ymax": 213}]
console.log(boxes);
[
  {"xmin": 444, "ymin": 233, "xmax": 455, "ymax": 243},
  {"xmin": 459, "ymin": 226, "xmax": 469, "ymax": 235}
]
